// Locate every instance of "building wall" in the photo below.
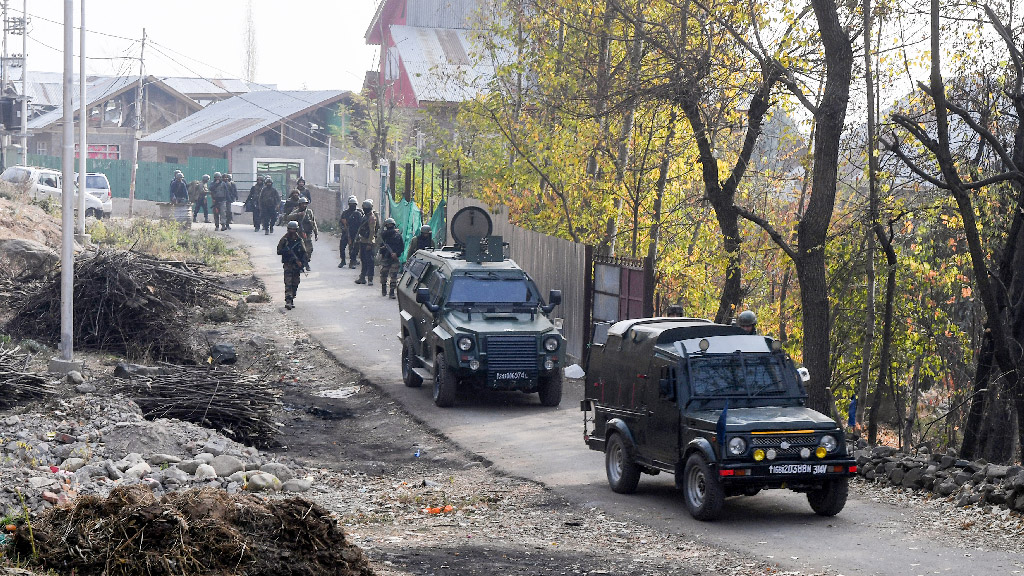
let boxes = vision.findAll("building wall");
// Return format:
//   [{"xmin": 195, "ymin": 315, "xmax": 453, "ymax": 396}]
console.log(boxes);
[{"xmin": 229, "ymin": 144, "xmax": 332, "ymax": 187}]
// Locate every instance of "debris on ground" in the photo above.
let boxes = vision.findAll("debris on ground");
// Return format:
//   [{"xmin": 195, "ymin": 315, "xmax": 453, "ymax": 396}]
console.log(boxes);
[
  {"xmin": 113, "ymin": 363, "xmax": 281, "ymax": 447},
  {"xmin": 9, "ymin": 485, "xmax": 375, "ymax": 576},
  {"xmin": 0, "ymin": 344, "xmax": 57, "ymax": 408},
  {"xmin": 5, "ymin": 249, "xmax": 234, "ymax": 362}
]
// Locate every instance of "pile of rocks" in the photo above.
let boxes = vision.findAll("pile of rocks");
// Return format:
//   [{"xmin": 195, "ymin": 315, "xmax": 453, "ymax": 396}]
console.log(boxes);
[
  {"xmin": 0, "ymin": 391, "xmax": 311, "ymax": 517},
  {"xmin": 855, "ymin": 444, "xmax": 1024, "ymax": 511}
]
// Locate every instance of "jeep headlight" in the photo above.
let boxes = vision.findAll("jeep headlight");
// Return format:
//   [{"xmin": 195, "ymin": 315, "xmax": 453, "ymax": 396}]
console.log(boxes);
[
  {"xmin": 727, "ymin": 437, "xmax": 747, "ymax": 456},
  {"xmin": 819, "ymin": 434, "xmax": 837, "ymax": 453},
  {"xmin": 457, "ymin": 336, "xmax": 474, "ymax": 351},
  {"xmin": 543, "ymin": 336, "xmax": 560, "ymax": 352}
]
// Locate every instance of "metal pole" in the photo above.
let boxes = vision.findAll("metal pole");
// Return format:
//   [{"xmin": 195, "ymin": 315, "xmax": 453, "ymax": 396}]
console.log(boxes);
[
  {"xmin": 128, "ymin": 28, "xmax": 144, "ymax": 217},
  {"xmin": 59, "ymin": 0, "xmax": 74, "ymax": 362},
  {"xmin": 76, "ymin": 0, "xmax": 86, "ymax": 235},
  {"xmin": 325, "ymin": 136, "xmax": 331, "ymax": 187},
  {"xmin": 19, "ymin": 0, "xmax": 26, "ymax": 165}
]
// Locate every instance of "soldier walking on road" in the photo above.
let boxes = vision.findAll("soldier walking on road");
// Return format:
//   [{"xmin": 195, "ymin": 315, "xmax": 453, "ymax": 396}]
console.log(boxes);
[
  {"xmin": 296, "ymin": 177, "xmax": 311, "ymax": 203},
  {"xmin": 277, "ymin": 221, "xmax": 307, "ymax": 310},
  {"xmin": 378, "ymin": 218, "xmax": 405, "ymax": 299},
  {"xmin": 210, "ymin": 172, "xmax": 228, "ymax": 230},
  {"xmin": 338, "ymin": 195, "xmax": 362, "ymax": 268},
  {"xmin": 245, "ymin": 175, "xmax": 265, "ymax": 231},
  {"xmin": 223, "ymin": 174, "xmax": 238, "ymax": 230},
  {"xmin": 258, "ymin": 176, "xmax": 281, "ymax": 234},
  {"xmin": 354, "ymin": 199, "xmax": 379, "ymax": 285},
  {"xmin": 189, "ymin": 174, "xmax": 210, "ymax": 222},
  {"xmin": 286, "ymin": 196, "xmax": 318, "ymax": 271}
]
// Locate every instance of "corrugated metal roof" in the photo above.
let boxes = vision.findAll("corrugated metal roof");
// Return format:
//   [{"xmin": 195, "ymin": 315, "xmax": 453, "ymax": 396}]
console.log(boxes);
[
  {"xmin": 8, "ymin": 70, "xmax": 122, "ymax": 108},
  {"xmin": 27, "ymin": 76, "xmax": 138, "ymax": 130},
  {"xmin": 390, "ymin": 25, "xmax": 495, "ymax": 103},
  {"xmin": 141, "ymin": 90, "xmax": 346, "ymax": 148},
  {"xmin": 159, "ymin": 77, "xmax": 274, "ymax": 97},
  {"xmin": 406, "ymin": 0, "xmax": 486, "ymax": 29}
]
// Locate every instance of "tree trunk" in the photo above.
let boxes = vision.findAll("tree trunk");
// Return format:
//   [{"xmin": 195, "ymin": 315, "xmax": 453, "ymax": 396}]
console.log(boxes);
[{"xmin": 867, "ymin": 223, "xmax": 897, "ymax": 445}]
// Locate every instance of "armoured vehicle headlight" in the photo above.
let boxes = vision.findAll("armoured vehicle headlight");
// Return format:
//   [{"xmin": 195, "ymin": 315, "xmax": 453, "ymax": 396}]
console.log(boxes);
[
  {"xmin": 457, "ymin": 336, "xmax": 474, "ymax": 351},
  {"xmin": 543, "ymin": 336, "xmax": 560, "ymax": 352},
  {"xmin": 819, "ymin": 434, "xmax": 837, "ymax": 453},
  {"xmin": 727, "ymin": 437, "xmax": 747, "ymax": 456},
  {"xmin": 544, "ymin": 359, "xmax": 555, "ymax": 370},
  {"xmin": 469, "ymin": 359, "xmax": 481, "ymax": 371}
]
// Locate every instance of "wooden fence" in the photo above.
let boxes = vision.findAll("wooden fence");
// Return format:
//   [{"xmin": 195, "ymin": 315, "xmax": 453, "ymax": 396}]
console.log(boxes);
[{"xmin": 447, "ymin": 196, "xmax": 590, "ymax": 363}]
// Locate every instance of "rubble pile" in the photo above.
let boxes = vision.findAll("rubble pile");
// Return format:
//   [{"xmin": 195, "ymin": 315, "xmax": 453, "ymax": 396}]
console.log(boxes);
[
  {"xmin": 9, "ymin": 485, "xmax": 375, "ymax": 576},
  {"xmin": 114, "ymin": 363, "xmax": 281, "ymax": 447},
  {"xmin": 4, "ymin": 249, "xmax": 233, "ymax": 362},
  {"xmin": 856, "ymin": 444, "xmax": 1024, "ymax": 511},
  {"xmin": 0, "ymin": 345, "xmax": 56, "ymax": 408}
]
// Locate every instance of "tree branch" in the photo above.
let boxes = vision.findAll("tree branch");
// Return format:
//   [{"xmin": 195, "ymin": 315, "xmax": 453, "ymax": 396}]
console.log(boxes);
[{"xmin": 733, "ymin": 203, "xmax": 798, "ymax": 260}]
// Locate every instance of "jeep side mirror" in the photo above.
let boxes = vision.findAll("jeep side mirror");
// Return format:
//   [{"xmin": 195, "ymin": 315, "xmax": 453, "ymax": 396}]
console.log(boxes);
[
  {"xmin": 658, "ymin": 378, "xmax": 676, "ymax": 401},
  {"xmin": 541, "ymin": 289, "xmax": 562, "ymax": 314},
  {"xmin": 416, "ymin": 288, "xmax": 441, "ymax": 313}
]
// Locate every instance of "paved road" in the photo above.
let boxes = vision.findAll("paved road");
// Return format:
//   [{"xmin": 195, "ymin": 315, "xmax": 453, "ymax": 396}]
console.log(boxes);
[{"xmin": 227, "ymin": 223, "xmax": 1021, "ymax": 576}]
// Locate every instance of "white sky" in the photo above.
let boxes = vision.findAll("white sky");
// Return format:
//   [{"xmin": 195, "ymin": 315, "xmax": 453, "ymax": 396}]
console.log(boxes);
[{"xmin": 19, "ymin": 0, "xmax": 381, "ymax": 91}]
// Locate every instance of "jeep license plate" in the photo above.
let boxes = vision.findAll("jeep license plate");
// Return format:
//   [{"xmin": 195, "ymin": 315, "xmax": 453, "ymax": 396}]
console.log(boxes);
[
  {"xmin": 768, "ymin": 464, "xmax": 828, "ymax": 475},
  {"xmin": 494, "ymin": 370, "xmax": 531, "ymax": 382}
]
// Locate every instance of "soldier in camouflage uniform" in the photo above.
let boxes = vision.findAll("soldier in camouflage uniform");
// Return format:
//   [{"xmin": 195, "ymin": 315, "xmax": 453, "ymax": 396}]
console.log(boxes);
[
  {"xmin": 189, "ymin": 174, "xmax": 210, "ymax": 223},
  {"xmin": 245, "ymin": 175, "xmax": 265, "ymax": 231},
  {"xmin": 338, "ymin": 195, "xmax": 362, "ymax": 268},
  {"xmin": 222, "ymin": 174, "xmax": 238, "ymax": 229},
  {"xmin": 378, "ymin": 217, "xmax": 405, "ymax": 298},
  {"xmin": 209, "ymin": 172, "xmax": 228, "ymax": 230},
  {"xmin": 285, "ymin": 196, "xmax": 318, "ymax": 271},
  {"xmin": 353, "ymin": 199, "xmax": 379, "ymax": 285},
  {"xmin": 276, "ymin": 221, "xmax": 307, "ymax": 310}
]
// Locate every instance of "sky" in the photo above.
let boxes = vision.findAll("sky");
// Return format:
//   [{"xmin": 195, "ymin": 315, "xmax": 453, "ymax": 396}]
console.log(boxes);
[{"xmin": 18, "ymin": 0, "xmax": 381, "ymax": 91}]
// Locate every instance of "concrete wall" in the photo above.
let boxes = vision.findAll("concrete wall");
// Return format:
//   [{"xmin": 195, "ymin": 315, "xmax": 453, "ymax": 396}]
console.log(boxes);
[{"xmin": 229, "ymin": 144, "xmax": 330, "ymax": 187}]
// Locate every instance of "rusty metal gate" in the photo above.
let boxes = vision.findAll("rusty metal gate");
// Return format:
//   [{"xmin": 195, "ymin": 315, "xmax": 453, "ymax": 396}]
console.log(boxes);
[{"xmin": 583, "ymin": 252, "xmax": 654, "ymax": 367}]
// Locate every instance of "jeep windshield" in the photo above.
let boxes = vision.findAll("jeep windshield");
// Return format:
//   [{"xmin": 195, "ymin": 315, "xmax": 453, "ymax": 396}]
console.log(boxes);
[
  {"xmin": 685, "ymin": 354, "xmax": 805, "ymax": 406},
  {"xmin": 446, "ymin": 274, "xmax": 540, "ymax": 311}
]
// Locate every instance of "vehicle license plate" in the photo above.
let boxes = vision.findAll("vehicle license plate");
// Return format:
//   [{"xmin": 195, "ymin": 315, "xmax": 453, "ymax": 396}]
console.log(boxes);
[
  {"xmin": 494, "ymin": 370, "xmax": 531, "ymax": 382},
  {"xmin": 768, "ymin": 464, "xmax": 828, "ymax": 475}
]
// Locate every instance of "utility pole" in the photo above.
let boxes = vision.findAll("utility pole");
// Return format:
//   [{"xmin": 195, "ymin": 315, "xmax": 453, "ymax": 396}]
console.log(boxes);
[
  {"xmin": 1, "ymin": 0, "xmax": 8, "ymax": 170},
  {"xmin": 19, "ymin": 0, "xmax": 26, "ymax": 165},
  {"xmin": 76, "ymin": 0, "xmax": 86, "ymax": 236},
  {"xmin": 55, "ymin": 0, "xmax": 76, "ymax": 369},
  {"xmin": 128, "ymin": 28, "xmax": 144, "ymax": 216}
]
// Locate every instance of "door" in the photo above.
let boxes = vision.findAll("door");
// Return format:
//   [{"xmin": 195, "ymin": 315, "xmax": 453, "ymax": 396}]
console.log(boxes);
[{"xmin": 646, "ymin": 361, "xmax": 681, "ymax": 467}]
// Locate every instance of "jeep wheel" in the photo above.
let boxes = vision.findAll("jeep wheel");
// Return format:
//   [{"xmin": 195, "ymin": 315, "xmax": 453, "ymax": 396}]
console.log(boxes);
[
  {"xmin": 402, "ymin": 337, "xmax": 423, "ymax": 388},
  {"xmin": 807, "ymin": 477, "xmax": 849, "ymax": 516},
  {"xmin": 682, "ymin": 453, "xmax": 724, "ymax": 521},
  {"xmin": 537, "ymin": 370, "xmax": 562, "ymax": 407},
  {"xmin": 433, "ymin": 353, "xmax": 457, "ymax": 407},
  {"xmin": 605, "ymin": 433, "xmax": 640, "ymax": 494}
]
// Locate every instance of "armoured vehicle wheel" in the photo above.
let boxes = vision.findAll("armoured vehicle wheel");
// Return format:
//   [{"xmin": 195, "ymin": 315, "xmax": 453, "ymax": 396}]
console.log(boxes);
[
  {"xmin": 433, "ymin": 353, "xmax": 457, "ymax": 407},
  {"xmin": 402, "ymin": 337, "xmax": 422, "ymax": 388},
  {"xmin": 605, "ymin": 433, "xmax": 640, "ymax": 494},
  {"xmin": 537, "ymin": 370, "xmax": 563, "ymax": 406},
  {"xmin": 683, "ymin": 453, "xmax": 724, "ymax": 521},
  {"xmin": 807, "ymin": 477, "xmax": 849, "ymax": 516}
]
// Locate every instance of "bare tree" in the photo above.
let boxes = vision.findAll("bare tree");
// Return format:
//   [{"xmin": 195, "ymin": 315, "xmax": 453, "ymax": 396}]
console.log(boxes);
[{"xmin": 243, "ymin": 0, "xmax": 258, "ymax": 83}]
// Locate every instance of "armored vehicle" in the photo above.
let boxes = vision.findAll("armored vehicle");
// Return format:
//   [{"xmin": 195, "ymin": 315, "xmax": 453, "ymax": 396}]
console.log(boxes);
[
  {"xmin": 582, "ymin": 317, "xmax": 855, "ymax": 521},
  {"xmin": 397, "ymin": 206, "xmax": 565, "ymax": 407}
]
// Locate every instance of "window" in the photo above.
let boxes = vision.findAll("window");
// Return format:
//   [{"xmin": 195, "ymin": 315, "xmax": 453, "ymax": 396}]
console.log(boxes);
[
  {"xmin": 34, "ymin": 141, "xmax": 47, "ymax": 155},
  {"xmin": 255, "ymin": 160, "xmax": 303, "ymax": 190},
  {"xmin": 81, "ymin": 143, "xmax": 120, "ymax": 159},
  {"xmin": 165, "ymin": 156, "xmax": 179, "ymax": 164}
]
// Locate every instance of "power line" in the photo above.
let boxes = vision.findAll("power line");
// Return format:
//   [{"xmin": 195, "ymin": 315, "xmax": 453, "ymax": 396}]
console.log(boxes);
[
  {"xmin": 26, "ymin": 33, "xmax": 136, "ymax": 61},
  {"xmin": 24, "ymin": 10, "xmax": 138, "ymax": 42}
]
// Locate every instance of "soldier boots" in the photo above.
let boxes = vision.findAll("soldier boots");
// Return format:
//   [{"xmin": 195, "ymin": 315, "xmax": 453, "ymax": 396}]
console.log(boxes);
[{"xmin": 381, "ymin": 282, "xmax": 387, "ymax": 296}]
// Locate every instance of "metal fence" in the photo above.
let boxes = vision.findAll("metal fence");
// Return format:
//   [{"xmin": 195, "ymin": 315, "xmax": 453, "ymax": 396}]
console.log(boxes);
[{"xmin": 447, "ymin": 196, "xmax": 589, "ymax": 363}]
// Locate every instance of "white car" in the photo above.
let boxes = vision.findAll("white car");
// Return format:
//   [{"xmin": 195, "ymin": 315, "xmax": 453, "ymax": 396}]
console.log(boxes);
[
  {"xmin": 0, "ymin": 165, "xmax": 110, "ymax": 218},
  {"xmin": 76, "ymin": 172, "xmax": 113, "ymax": 218}
]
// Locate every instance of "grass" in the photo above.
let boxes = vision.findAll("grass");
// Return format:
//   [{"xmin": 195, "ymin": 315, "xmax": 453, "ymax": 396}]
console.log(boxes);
[{"xmin": 87, "ymin": 218, "xmax": 244, "ymax": 271}]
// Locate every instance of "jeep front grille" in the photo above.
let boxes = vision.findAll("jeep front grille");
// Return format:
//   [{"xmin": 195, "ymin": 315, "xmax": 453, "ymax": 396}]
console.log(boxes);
[
  {"xmin": 485, "ymin": 335, "xmax": 537, "ymax": 371},
  {"xmin": 750, "ymin": 434, "xmax": 818, "ymax": 456}
]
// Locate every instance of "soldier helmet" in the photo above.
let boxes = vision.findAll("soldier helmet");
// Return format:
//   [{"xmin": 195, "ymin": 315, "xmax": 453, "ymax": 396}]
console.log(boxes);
[
  {"xmin": 286, "ymin": 221, "xmax": 299, "ymax": 230},
  {"xmin": 201, "ymin": 174, "xmax": 210, "ymax": 182},
  {"xmin": 384, "ymin": 217, "xmax": 396, "ymax": 228},
  {"xmin": 296, "ymin": 177, "xmax": 305, "ymax": 184},
  {"xmin": 420, "ymin": 224, "xmax": 431, "ymax": 235},
  {"xmin": 347, "ymin": 195, "xmax": 357, "ymax": 205},
  {"xmin": 298, "ymin": 196, "xmax": 309, "ymax": 204},
  {"xmin": 213, "ymin": 172, "xmax": 222, "ymax": 178},
  {"xmin": 223, "ymin": 173, "xmax": 232, "ymax": 180},
  {"xmin": 174, "ymin": 169, "xmax": 183, "ymax": 175},
  {"xmin": 256, "ymin": 174, "xmax": 265, "ymax": 182},
  {"xmin": 361, "ymin": 199, "xmax": 373, "ymax": 211},
  {"xmin": 737, "ymin": 310, "xmax": 757, "ymax": 327}
]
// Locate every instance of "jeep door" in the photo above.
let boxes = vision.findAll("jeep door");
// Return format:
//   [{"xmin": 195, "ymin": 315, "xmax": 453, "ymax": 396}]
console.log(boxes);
[{"xmin": 645, "ymin": 355, "xmax": 681, "ymax": 468}]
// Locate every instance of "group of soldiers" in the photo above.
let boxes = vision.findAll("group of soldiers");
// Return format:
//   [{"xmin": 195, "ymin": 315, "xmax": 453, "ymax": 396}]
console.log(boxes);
[{"xmin": 170, "ymin": 171, "xmax": 239, "ymax": 231}]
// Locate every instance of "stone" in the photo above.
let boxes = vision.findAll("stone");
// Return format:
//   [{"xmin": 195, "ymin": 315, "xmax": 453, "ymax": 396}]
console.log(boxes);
[
  {"xmin": 74, "ymin": 382, "xmax": 97, "ymax": 393},
  {"xmin": 871, "ymin": 445, "xmax": 896, "ymax": 458},
  {"xmin": 902, "ymin": 467, "xmax": 925, "ymax": 489},
  {"xmin": 148, "ymin": 454, "xmax": 181, "ymax": 466},
  {"xmin": 1010, "ymin": 472, "xmax": 1024, "ymax": 490},
  {"xmin": 3, "ymin": 415, "xmax": 20, "ymax": 426},
  {"xmin": 28, "ymin": 477, "xmax": 55, "ymax": 489},
  {"xmin": 66, "ymin": 371, "xmax": 85, "ymax": 385},
  {"xmin": 103, "ymin": 461, "xmax": 123, "ymax": 480},
  {"xmin": 954, "ymin": 471, "xmax": 973, "ymax": 485},
  {"xmin": 210, "ymin": 343, "xmax": 237, "ymax": 365},
  {"xmin": 193, "ymin": 464, "xmax": 217, "ymax": 481},
  {"xmin": 246, "ymin": 472, "xmax": 281, "ymax": 492},
  {"xmin": 0, "ymin": 238, "xmax": 58, "ymax": 279},
  {"xmin": 939, "ymin": 455, "xmax": 956, "ymax": 469},
  {"xmin": 259, "ymin": 462, "xmax": 294, "ymax": 482},
  {"xmin": 202, "ymin": 436, "xmax": 229, "ymax": 456},
  {"xmin": 854, "ymin": 449, "xmax": 871, "ymax": 466},
  {"xmin": 123, "ymin": 463, "xmax": 152, "ymax": 480},
  {"xmin": 227, "ymin": 471, "xmax": 250, "ymax": 484},
  {"xmin": 946, "ymin": 447, "xmax": 958, "ymax": 459},
  {"xmin": 936, "ymin": 481, "xmax": 958, "ymax": 496},
  {"xmin": 76, "ymin": 464, "xmax": 107, "ymax": 480},
  {"xmin": 41, "ymin": 491, "xmax": 60, "ymax": 505},
  {"xmin": 194, "ymin": 452, "xmax": 215, "ymax": 463},
  {"xmin": 986, "ymin": 465, "xmax": 1010, "ymax": 480},
  {"xmin": 115, "ymin": 453, "xmax": 145, "ymax": 471},
  {"xmin": 987, "ymin": 489, "xmax": 1008, "ymax": 505},
  {"xmin": 1014, "ymin": 493, "xmax": 1024, "ymax": 512},
  {"xmin": 281, "ymin": 478, "xmax": 312, "ymax": 492},
  {"xmin": 957, "ymin": 491, "xmax": 982, "ymax": 507},
  {"xmin": 888, "ymin": 468, "xmax": 905, "ymax": 485},
  {"xmin": 161, "ymin": 467, "xmax": 188, "ymax": 484},
  {"xmin": 210, "ymin": 454, "xmax": 245, "ymax": 478},
  {"xmin": 113, "ymin": 363, "xmax": 168, "ymax": 379},
  {"xmin": 60, "ymin": 457, "xmax": 87, "ymax": 472},
  {"xmin": 176, "ymin": 460, "xmax": 202, "ymax": 474}
]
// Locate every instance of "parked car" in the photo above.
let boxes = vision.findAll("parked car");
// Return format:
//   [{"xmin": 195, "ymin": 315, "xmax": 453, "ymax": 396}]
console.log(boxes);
[
  {"xmin": 75, "ymin": 172, "xmax": 113, "ymax": 218},
  {"xmin": 582, "ymin": 317, "xmax": 856, "ymax": 521},
  {"xmin": 0, "ymin": 165, "xmax": 109, "ymax": 217},
  {"xmin": 397, "ymin": 206, "xmax": 565, "ymax": 407}
]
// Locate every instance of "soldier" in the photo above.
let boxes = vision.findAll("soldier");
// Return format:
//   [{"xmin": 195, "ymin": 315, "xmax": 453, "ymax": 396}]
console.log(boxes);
[
  {"xmin": 169, "ymin": 170, "xmax": 188, "ymax": 204},
  {"xmin": 406, "ymin": 224, "xmax": 433, "ymax": 260},
  {"xmin": 223, "ymin": 173, "xmax": 238, "ymax": 230},
  {"xmin": 295, "ymin": 177, "xmax": 311, "ymax": 203},
  {"xmin": 245, "ymin": 175, "xmax": 265, "ymax": 232},
  {"xmin": 280, "ymin": 189, "xmax": 301, "ymax": 225},
  {"xmin": 276, "ymin": 221, "xmax": 307, "ymax": 310},
  {"xmin": 209, "ymin": 172, "xmax": 228, "ymax": 230},
  {"xmin": 353, "ymin": 198, "xmax": 379, "ymax": 285},
  {"xmin": 189, "ymin": 174, "xmax": 210, "ymax": 223},
  {"xmin": 378, "ymin": 218, "xmax": 405, "ymax": 299},
  {"xmin": 666, "ymin": 304, "xmax": 684, "ymax": 317},
  {"xmin": 338, "ymin": 195, "xmax": 362, "ymax": 268},
  {"xmin": 258, "ymin": 176, "xmax": 281, "ymax": 234},
  {"xmin": 286, "ymin": 196, "xmax": 318, "ymax": 271},
  {"xmin": 736, "ymin": 310, "xmax": 757, "ymax": 334}
]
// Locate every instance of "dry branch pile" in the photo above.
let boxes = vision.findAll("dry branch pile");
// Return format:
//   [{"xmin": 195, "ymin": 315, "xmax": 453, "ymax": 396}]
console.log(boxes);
[
  {"xmin": 4, "ymin": 249, "xmax": 233, "ymax": 362},
  {"xmin": 114, "ymin": 365, "xmax": 281, "ymax": 447},
  {"xmin": 0, "ymin": 344, "xmax": 56, "ymax": 408},
  {"xmin": 11, "ymin": 485, "xmax": 375, "ymax": 576}
]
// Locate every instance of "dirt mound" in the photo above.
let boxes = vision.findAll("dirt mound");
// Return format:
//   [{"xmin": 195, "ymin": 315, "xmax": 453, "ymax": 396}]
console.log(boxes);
[
  {"xmin": 0, "ymin": 194, "xmax": 62, "ymax": 251},
  {"xmin": 11, "ymin": 485, "xmax": 375, "ymax": 576}
]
